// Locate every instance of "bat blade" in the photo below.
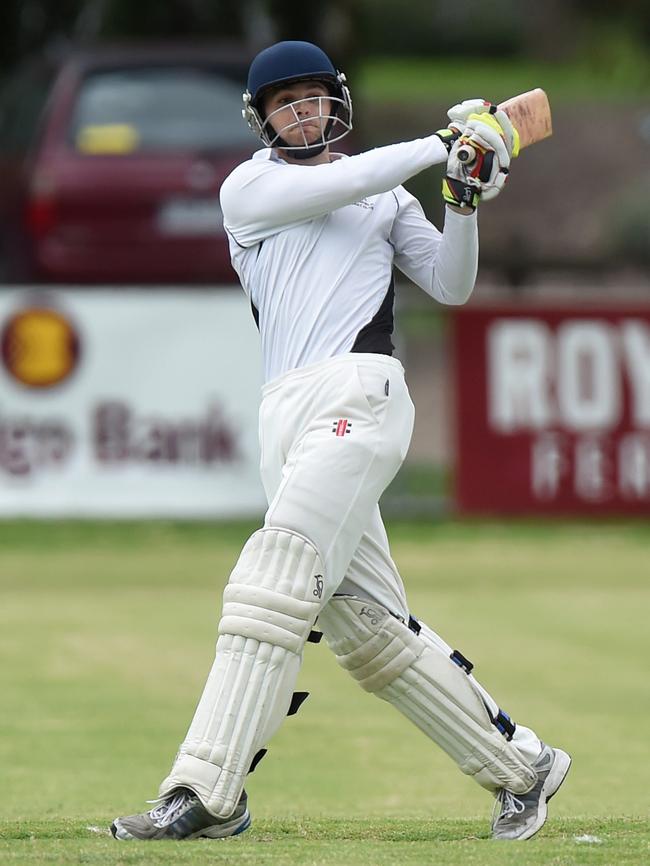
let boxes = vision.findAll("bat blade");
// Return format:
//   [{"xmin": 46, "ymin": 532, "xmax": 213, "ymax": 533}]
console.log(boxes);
[{"xmin": 499, "ymin": 88, "xmax": 552, "ymax": 149}]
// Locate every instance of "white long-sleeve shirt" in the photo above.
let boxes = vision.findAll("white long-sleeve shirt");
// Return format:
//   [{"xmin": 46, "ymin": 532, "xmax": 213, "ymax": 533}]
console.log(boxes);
[{"xmin": 220, "ymin": 135, "xmax": 478, "ymax": 382}]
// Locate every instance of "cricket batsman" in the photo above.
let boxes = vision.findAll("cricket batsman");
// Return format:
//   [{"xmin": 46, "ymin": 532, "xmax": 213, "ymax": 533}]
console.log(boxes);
[{"xmin": 112, "ymin": 40, "xmax": 571, "ymax": 842}]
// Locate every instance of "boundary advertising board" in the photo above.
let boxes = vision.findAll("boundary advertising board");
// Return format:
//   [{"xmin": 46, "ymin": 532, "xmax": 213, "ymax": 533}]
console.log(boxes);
[
  {"xmin": 452, "ymin": 305, "xmax": 650, "ymax": 514},
  {"xmin": 0, "ymin": 288, "xmax": 267, "ymax": 517}
]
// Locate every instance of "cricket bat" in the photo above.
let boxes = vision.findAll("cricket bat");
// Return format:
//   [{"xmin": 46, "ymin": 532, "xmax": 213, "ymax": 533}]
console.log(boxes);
[{"xmin": 456, "ymin": 88, "xmax": 552, "ymax": 164}]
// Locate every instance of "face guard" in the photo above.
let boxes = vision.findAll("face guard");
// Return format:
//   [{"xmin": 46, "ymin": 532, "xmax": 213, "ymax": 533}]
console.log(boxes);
[{"xmin": 243, "ymin": 72, "xmax": 353, "ymax": 158}]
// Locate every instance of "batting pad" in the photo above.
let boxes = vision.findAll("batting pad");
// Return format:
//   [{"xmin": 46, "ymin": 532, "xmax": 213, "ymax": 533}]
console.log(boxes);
[
  {"xmin": 318, "ymin": 595, "xmax": 537, "ymax": 794},
  {"xmin": 159, "ymin": 528, "xmax": 325, "ymax": 817}
]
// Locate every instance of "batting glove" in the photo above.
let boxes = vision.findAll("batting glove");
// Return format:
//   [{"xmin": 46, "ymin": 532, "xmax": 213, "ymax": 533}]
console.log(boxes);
[
  {"xmin": 446, "ymin": 99, "xmax": 520, "ymax": 160},
  {"xmin": 435, "ymin": 99, "xmax": 489, "ymax": 153},
  {"xmin": 447, "ymin": 98, "xmax": 493, "ymax": 133},
  {"xmin": 443, "ymin": 114, "xmax": 512, "ymax": 210}
]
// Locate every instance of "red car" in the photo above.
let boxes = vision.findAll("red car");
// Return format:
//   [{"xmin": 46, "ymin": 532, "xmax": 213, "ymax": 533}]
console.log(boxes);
[{"xmin": 0, "ymin": 44, "xmax": 257, "ymax": 284}]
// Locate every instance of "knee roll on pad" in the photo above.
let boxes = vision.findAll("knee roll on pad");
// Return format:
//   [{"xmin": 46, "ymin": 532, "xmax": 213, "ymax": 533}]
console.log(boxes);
[
  {"xmin": 159, "ymin": 528, "xmax": 325, "ymax": 818},
  {"xmin": 219, "ymin": 526, "xmax": 326, "ymax": 651},
  {"xmin": 318, "ymin": 595, "xmax": 536, "ymax": 794}
]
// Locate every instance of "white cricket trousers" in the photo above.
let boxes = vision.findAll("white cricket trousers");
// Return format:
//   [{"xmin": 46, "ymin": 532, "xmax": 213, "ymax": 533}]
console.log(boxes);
[
  {"xmin": 259, "ymin": 352, "xmax": 413, "ymax": 615},
  {"xmin": 259, "ymin": 352, "xmax": 542, "ymax": 763}
]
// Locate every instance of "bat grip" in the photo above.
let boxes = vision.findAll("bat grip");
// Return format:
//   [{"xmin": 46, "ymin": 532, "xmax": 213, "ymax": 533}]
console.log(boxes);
[{"xmin": 456, "ymin": 144, "xmax": 477, "ymax": 164}]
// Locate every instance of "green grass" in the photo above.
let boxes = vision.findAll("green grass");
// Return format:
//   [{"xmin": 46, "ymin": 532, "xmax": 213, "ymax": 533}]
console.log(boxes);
[
  {"xmin": 1, "ymin": 520, "xmax": 649, "ymax": 865},
  {"xmin": 1, "ymin": 818, "xmax": 647, "ymax": 865},
  {"xmin": 357, "ymin": 56, "xmax": 650, "ymax": 106}
]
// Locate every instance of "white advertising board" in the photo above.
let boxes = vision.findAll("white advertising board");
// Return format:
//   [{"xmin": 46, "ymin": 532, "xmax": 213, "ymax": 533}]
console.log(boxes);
[{"xmin": 0, "ymin": 288, "xmax": 267, "ymax": 517}]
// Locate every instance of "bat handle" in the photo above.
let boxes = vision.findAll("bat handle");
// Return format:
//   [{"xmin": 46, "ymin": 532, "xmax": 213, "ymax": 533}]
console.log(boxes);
[{"xmin": 456, "ymin": 144, "xmax": 477, "ymax": 164}]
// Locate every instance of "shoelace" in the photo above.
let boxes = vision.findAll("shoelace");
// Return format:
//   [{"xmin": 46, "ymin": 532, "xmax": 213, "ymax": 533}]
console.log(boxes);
[
  {"xmin": 496, "ymin": 789, "xmax": 526, "ymax": 821},
  {"xmin": 148, "ymin": 790, "xmax": 196, "ymax": 827}
]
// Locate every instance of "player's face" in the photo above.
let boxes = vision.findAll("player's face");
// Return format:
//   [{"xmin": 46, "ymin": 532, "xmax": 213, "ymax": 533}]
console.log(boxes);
[{"xmin": 263, "ymin": 81, "xmax": 332, "ymax": 147}]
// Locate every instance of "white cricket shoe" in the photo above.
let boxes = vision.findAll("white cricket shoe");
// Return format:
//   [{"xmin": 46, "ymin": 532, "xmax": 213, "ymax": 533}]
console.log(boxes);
[
  {"xmin": 111, "ymin": 787, "xmax": 251, "ymax": 840},
  {"xmin": 491, "ymin": 743, "xmax": 571, "ymax": 840}
]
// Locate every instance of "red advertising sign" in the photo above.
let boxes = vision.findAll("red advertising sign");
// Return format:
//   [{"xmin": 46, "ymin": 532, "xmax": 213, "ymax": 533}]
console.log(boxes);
[{"xmin": 452, "ymin": 305, "xmax": 650, "ymax": 514}]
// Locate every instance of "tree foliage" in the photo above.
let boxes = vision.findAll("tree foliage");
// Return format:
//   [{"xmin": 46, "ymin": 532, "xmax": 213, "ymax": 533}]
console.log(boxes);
[{"xmin": 1, "ymin": 0, "xmax": 649, "ymax": 75}]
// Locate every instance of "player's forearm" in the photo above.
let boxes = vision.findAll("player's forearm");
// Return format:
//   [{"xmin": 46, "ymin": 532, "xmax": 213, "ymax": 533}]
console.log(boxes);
[
  {"xmin": 222, "ymin": 136, "xmax": 448, "ymax": 243},
  {"xmin": 429, "ymin": 207, "xmax": 478, "ymax": 305},
  {"xmin": 327, "ymin": 136, "xmax": 449, "ymax": 202}
]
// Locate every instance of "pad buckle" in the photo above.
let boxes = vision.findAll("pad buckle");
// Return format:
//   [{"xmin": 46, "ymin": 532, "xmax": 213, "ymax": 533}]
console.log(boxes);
[
  {"xmin": 407, "ymin": 615, "xmax": 421, "ymax": 635},
  {"xmin": 450, "ymin": 649, "xmax": 474, "ymax": 674},
  {"xmin": 494, "ymin": 708, "xmax": 516, "ymax": 741}
]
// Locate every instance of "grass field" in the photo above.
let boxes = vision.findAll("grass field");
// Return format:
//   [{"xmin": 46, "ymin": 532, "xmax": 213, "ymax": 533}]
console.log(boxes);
[
  {"xmin": 1, "ymin": 519, "xmax": 649, "ymax": 865},
  {"xmin": 357, "ymin": 54, "xmax": 650, "ymax": 106}
]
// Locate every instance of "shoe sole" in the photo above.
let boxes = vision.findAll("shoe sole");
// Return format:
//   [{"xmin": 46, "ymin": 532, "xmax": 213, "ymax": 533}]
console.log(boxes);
[{"xmin": 518, "ymin": 749, "xmax": 572, "ymax": 841}]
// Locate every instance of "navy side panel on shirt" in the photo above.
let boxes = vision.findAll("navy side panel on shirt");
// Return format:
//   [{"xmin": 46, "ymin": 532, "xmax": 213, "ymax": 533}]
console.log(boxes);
[{"xmin": 350, "ymin": 277, "xmax": 395, "ymax": 356}]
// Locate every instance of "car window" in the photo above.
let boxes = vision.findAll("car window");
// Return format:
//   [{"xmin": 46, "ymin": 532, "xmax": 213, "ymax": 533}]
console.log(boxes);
[
  {"xmin": 0, "ymin": 72, "xmax": 52, "ymax": 155},
  {"xmin": 69, "ymin": 66, "xmax": 254, "ymax": 154}
]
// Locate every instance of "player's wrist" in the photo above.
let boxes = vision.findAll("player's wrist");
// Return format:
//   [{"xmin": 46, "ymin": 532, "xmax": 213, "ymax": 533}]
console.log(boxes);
[
  {"xmin": 434, "ymin": 127, "xmax": 460, "ymax": 154},
  {"xmin": 446, "ymin": 203, "xmax": 476, "ymax": 216}
]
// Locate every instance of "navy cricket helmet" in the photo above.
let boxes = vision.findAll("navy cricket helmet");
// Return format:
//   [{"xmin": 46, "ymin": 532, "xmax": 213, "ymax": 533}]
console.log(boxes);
[{"xmin": 242, "ymin": 40, "xmax": 353, "ymax": 157}]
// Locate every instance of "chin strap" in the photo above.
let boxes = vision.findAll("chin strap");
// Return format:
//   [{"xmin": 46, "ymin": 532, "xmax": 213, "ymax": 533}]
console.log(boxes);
[{"xmin": 286, "ymin": 142, "xmax": 328, "ymax": 160}]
